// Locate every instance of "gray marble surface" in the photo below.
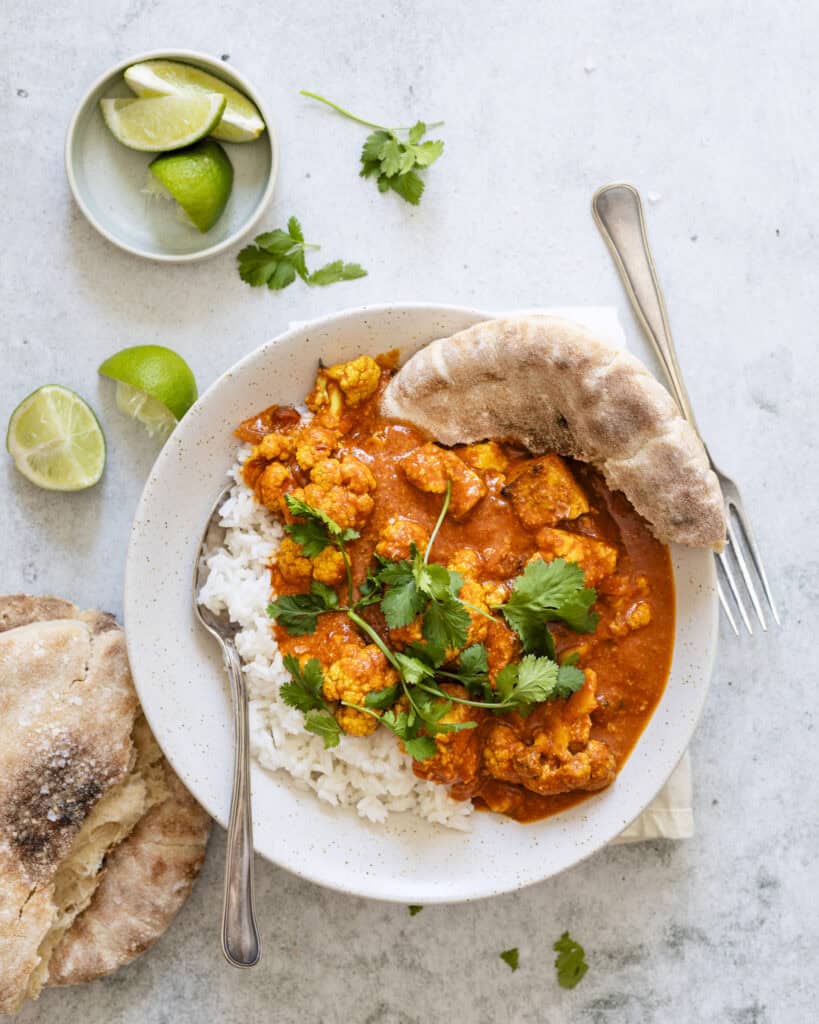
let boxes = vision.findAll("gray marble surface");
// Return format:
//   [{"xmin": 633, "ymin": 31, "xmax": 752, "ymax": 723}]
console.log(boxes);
[{"xmin": 2, "ymin": 1, "xmax": 817, "ymax": 1021}]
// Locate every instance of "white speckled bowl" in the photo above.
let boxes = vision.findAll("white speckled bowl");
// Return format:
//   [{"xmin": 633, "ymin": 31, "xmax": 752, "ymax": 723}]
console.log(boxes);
[
  {"xmin": 124, "ymin": 303, "xmax": 718, "ymax": 903},
  {"xmin": 65, "ymin": 49, "xmax": 277, "ymax": 261}
]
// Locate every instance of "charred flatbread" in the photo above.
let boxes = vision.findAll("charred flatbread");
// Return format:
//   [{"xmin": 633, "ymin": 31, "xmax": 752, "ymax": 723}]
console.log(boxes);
[{"xmin": 381, "ymin": 316, "xmax": 725, "ymax": 549}]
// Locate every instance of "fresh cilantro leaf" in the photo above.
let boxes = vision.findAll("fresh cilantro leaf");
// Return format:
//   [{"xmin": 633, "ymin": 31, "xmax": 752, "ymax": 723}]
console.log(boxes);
[
  {"xmin": 408, "ymin": 121, "xmax": 426, "ymax": 144},
  {"xmin": 380, "ymin": 571, "xmax": 426, "ymax": 628},
  {"xmin": 300, "ymin": 91, "xmax": 444, "ymax": 205},
  {"xmin": 454, "ymin": 644, "xmax": 490, "ymax": 692},
  {"xmin": 356, "ymin": 568, "xmax": 385, "ymax": 607},
  {"xmin": 364, "ymin": 683, "xmax": 400, "ymax": 709},
  {"xmin": 284, "ymin": 494, "xmax": 361, "ymax": 543},
  {"xmin": 279, "ymin": 655, "xmax": 325, "ymax": 712},
  {"xmin": 403, "ymin": 735, "xmax": 438, "ymax": 761},
  {"xmin": 408, "ymin": 905, "xmax": 424, "ymax": 916},
  {"xmin": 393, "ymin": 652, "xmax": 436, "ymax": 686},
  {"xmin": 501, "ymin": 558, "xmax": 598, "ymax": 654},
  {"xmin": 361, "ymin": 130, "xmax": 393, "ymax": 165},
  {"xmin": 238, "ymin": 217, "xmax": 366, "ymax": 293},
  {"xmin": 379, "ymin": 708, "xmax": 438, "ymax": 762},
  {"xmin": 308, "ymin": 260, "xmax": 368, "ymax": 287},
  {"xmin": 237, "ymin": 244, "xmax": 283, "ymax": 287},
  {"xmin": 553, "ymin": 932, "xmax": 588, "ymax": 989},
  {"xmin": 388, "ymin": 170, "xmax": 425, "ymax": 205},
  {"xmin": 287, "ymin": 215, "xmax": 304, "ymax": 242},
  {"xmin": 304, "ymin": 709, "xmax": 342, "ymax": 748},
  {"xmin": 267, "ymin": 579, "xmax": 339, "ymax": 635},
  {"xmin": 411, "ymin": 138, "xmax": 444, "ymax": 167},
  {"xmin": 255, "ymin": 227, "xmax": 298, "ymax": 254},
  {"xmin": 500, "ymin": 948, "xmax": 519, "ymax": 971},
  {"xmin": 284, "ymin": 517, "xmax": 331, "ymax": 557},
  {"xmin": 495, "ymin": 655, "xmax": 559, "ymax": 710},
  {"xmin": 422, "ymin": 594, "xmax": 470, "ymax": 653},
  {"xmin": 404, "ymin": 638, "xmax": 447, "ymax": 669},
  {"xmin": 555, "ymin": 663, "xmax": 586, "ymax": 698},
  {"xmin": 381, "ymin": 708, "xmax": 411, "ymax": 737}
]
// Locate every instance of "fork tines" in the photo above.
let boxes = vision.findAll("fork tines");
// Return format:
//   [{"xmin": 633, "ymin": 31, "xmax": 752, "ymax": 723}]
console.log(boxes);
[{"xmin": 715, "ymin": 494, "xmax": 780, "ymax": 635}]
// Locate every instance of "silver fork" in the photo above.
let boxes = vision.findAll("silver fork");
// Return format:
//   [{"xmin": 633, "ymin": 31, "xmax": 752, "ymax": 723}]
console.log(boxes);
[
  {"xmin": 193, "ymin": 483, "xmax": 261, "ymax": 967},
  {"xmin": 592, "ymin": 182, "xmax": 779, "ymax": 634}
]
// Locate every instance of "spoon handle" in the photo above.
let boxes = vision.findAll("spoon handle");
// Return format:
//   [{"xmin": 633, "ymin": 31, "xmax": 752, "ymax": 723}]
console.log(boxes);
[
  {"xmin": 221, "ymin": 641, "xmax": 261, "ymax": 967},
  {"xmin": 591, "ymin": 182, "xmax": 699, "ymax": 431}
]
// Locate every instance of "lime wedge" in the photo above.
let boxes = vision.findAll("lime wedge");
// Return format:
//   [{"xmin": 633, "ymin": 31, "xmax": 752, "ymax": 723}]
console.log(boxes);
[
  {"xmin": 6, "ymin": 386, "xmax": 106, "ymax": 491},
  {"xmin": 99, "ymin": 345, "xmax": 197, "ymax": 439},
  {"xmin": 99, "ymin": 94, "xmax": 226, "ymax": 152},
  {"xmin": 147, "ymin": 140, "xmax": 233, "ymax": 232},
  {"xmin": 124, "ymin": 60, "xmax": 265, "ymax": 143}
]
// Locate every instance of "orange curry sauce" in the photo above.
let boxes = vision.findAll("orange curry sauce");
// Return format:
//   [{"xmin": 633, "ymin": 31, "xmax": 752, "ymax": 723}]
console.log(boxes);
[{"xmin": 236, "ymin": 354, "xmax": 675, "ymax": 823}]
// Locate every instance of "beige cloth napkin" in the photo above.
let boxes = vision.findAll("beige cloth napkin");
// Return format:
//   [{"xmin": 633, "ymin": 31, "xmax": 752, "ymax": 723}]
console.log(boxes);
[{"xmin": 290, "ymin": 308, "xmax": 694, "ymax": 843}]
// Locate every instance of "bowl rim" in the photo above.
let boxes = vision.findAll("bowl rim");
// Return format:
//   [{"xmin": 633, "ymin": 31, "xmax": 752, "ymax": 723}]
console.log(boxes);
[
  {"xmin": 64, "ymin": 48, "xmax": 278, "ymax": 263},
  {"xmin": 124, "ymin": 301, "xmax": 720, "ymax": 902}
]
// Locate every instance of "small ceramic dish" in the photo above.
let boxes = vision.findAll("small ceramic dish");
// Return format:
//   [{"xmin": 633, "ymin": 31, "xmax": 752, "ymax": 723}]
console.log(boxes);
[{"xmin": 65, "ymin": 49, "xmax": 277, "ymax": 262}]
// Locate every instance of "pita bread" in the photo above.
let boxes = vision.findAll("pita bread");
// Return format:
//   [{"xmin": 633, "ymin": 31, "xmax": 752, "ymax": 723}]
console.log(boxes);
[
  {"xmin": 381, "ymin": 316, "xmax": 725, "ymax": 549},
  {"xmin": 0, "ymin": 596, "xmax": 210, "ymax": 1014}
]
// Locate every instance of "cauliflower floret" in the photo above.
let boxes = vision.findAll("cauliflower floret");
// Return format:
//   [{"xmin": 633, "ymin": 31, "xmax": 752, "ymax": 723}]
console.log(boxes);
[
  {"xmin": 312, "ymin": 547, "xmax": 346, "ymax": 586},
  {"xmin": 295, "ymin": 424, "xmax": 340, "ymax": 469},
  {"xmin": 448, "ymin": 548, "xmax": 482, "ymax": 578},
  {"xmin": 254, "ymin": 432, "xmax": 296, "ymax": 462},
  {"xmin": 456, "ymin": 578, "xmax": 490, "ymax": 647},
  {"xmin": 482, "ymin": 670, "xmax": 616, "ymax": 797},
  {"xmin": 482, "ymin": 579, "xmax": 509, "ymax": 608},
  {"xmin": 257, "ymin": 462, "xmax": 293, "ymax": 510},
  {"xmin": 484, "ymin": 618, "xmax": 520, "ymax": 682},
  {"xmin": 301, "ymin": 456, "xmax": 377, "ymax": 530},
  {"xmin": 322, "ymin": 643, "xmax": 399, "ymax": 736},
  {"xmin": 375, "ymin": 518, "xmax": 429, "ymax": 561},
  {"xmin": 401, "ymin": 443, "xmax": 487, "ymax": 520},
  {"xmin": 536, "ymin": 526, "xmax": 618, "ymax": 587},
  {"xmin": 503, "ymin": 454, "xmax": 589, "ymax": 529},
  {"xmin": 411, "ymin": 685, "xmax": 482, "ymax": 786},
  {"xmin": 457, "ymin": 442, "xmax": 508, "ymax": 475},
  {"xmin": 275, "ymin": 537, "xmax": 312, "ymax": 584},
  {"xmin": 324, "ymin": 355, "xmax": 381, "ymax": 406},
  {"xmin": 609, "ymin": 599, "xmax": 652, "ymax": 638}
]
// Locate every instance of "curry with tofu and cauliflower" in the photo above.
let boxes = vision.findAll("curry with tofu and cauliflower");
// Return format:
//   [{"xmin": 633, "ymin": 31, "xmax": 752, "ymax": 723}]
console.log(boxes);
[{"xmin": 236, "ymin": 352, "xmax": 675, "ymax": 823}]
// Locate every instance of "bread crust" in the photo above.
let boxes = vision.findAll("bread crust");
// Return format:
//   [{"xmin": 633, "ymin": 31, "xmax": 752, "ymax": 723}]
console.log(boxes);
[
  {"xmin": 0, "ymin": 596, "xmax": 210, "ymax": 1013},
  {"xmin": 381, "ymin": 316, "xmax": 725, "ymax": 549}
]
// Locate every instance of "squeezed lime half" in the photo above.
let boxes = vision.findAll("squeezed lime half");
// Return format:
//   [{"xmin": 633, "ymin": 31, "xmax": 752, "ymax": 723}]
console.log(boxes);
[
  {"xmin": 147, "ymin": 139, "xmax": 234, "ymax": 232},
  {"xmin": 6, "ymin": 385, "xmax": 106, "ymax": 491},
  {"xmin": 99, "ymin": 345, "xmax": 197, "ymax": 439},
  {"xmin": 100, "ymin": 93, "xmax": 226, "ymax": 152},
  {"xmin": 124, "ymin": 59, "xmax": 265, "ymax": 143}
]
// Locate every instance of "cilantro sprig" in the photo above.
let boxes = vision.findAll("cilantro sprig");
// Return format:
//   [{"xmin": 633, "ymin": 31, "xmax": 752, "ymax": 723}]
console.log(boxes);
[
  {"xmin": 553, "ymin": 932, "xmax": 588, "ymax": 989},
  {"xmin": 300, "ymin": 91, "xmax": 444, "ymax": 205},
  {"xmin": 238, "ymin": 216, "xmax": 366, "ymax": 292},
  {"xmin": 278, "ymin": 655, "xmax": 341, "ymax": 748},
  {"xmin": 267, "ymin": 580, "xmax": 339, "ymax": 636},
  {"xmin": 499, "ymin": 558, "xmax": 598, "ymax": 658}
]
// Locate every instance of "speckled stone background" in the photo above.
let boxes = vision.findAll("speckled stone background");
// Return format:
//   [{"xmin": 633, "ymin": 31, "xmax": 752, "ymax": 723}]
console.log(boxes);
[{"xmin": 2, "ymin": 2, "xmax": 817, "ymax": 1021}]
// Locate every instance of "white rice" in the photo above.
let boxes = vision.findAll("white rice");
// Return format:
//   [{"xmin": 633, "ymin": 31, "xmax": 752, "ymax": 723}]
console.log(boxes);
[{"xmin": 197, "ymin": 447, "xmax": 474, "ymax": 831}]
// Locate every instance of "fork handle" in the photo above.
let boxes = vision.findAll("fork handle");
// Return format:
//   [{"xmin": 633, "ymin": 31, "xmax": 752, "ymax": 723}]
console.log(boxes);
[
  {"xmin": 221, "ymin": 641, "xmax": 261, "ymax": 968},
  {"xmin": 591, "ymin": 183, "xmax": 700, "ymax": 432}
]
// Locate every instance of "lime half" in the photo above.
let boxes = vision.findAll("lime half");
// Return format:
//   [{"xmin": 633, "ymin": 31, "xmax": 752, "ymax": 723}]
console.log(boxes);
[
  {"xmin": 100, "ymin": 94, "xmax": 226, "ymax": 152},
  {"xmin": 147, "ymin": 140, "xmax": 233, "ymax": 232},
  {"xmin": 6, "ymin": 385, "xmax": 106, "ymax": 491},
  {"xmin": 99, "ymin": 345, "xmax": 197, "ymax": 439},
  {"xmin": 124, "ymin": 60, "xmax": 265, "ymax": 143}
]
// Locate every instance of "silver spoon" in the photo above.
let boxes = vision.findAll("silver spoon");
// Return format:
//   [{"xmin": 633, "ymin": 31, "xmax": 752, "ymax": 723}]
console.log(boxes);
[{"xmin": 193, "ymin": 484, "xmax": 261, "ymax": 968}]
